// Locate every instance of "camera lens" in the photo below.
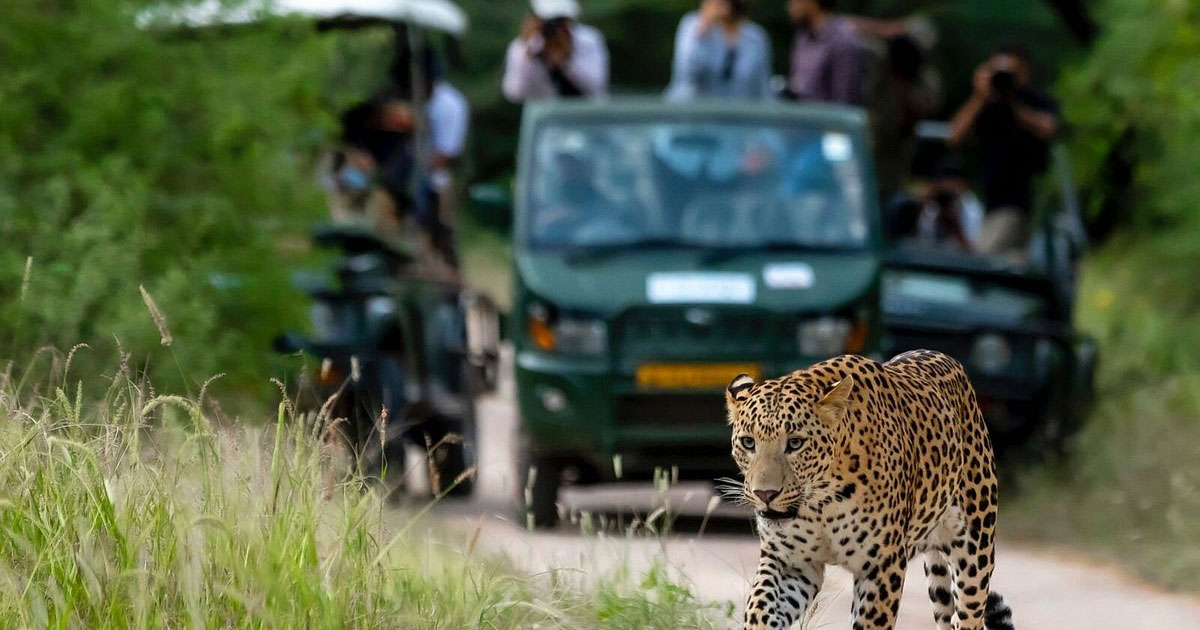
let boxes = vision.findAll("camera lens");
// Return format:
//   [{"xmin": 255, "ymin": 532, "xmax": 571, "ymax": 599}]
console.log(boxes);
[
  {"xmin": 541, "ymin": 17, "xmax": 567, "ymax": 39},
  {"xmin": 990, "ymin": 69, "xmax": 1016, "ymax": 94}
]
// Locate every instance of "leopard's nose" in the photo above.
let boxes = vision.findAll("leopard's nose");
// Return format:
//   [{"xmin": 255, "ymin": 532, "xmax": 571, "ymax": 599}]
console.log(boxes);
[{"xmin": 752, "ymin": 489, "xmax": 780, "ymax": 505}]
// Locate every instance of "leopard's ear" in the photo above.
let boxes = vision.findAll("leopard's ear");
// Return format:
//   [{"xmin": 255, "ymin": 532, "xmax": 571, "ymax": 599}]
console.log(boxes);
[
  {"xmin": 816, "ymin": 375, "xmax": 856, "ymax": 428},
  {"xmin": 725, "ymin": 373, "xmax": 755, "ymax": 423}
]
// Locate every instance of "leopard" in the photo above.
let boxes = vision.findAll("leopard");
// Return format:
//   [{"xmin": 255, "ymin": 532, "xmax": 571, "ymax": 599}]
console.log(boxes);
[{"xmin": 725, "ymin": 350, "xmax": 1015, "ymax": 630}]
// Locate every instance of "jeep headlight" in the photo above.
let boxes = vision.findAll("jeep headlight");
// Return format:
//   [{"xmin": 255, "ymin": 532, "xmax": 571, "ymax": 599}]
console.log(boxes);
[
  {"xmin": 555, "ymin": 317, "xmax": 608, "ymax": 354},
  {"xmin": 797, "ymin": 317, "xmax": 853, "ymax": 358},
  {"xmin": 366, "ymin": 296, "xmax": 396, "ymax": 323},
  {"xmin": 972, "ymin": 333, "xmax": 1012, "ymax": 374},
  {"xmin": 528, "ymin": 302, "xmax": 607, "ymax": 355}
]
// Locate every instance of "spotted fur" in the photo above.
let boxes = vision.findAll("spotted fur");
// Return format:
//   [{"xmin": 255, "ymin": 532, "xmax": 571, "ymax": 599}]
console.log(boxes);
[{"xmin": 727, "ymin": 350, "xmax": 1014, "ymax": 630}]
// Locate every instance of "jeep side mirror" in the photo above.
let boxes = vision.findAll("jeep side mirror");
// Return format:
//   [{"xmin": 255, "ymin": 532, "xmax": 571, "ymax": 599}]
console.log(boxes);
[
  {"xmin": 468, "ymin": 182, "xmax": 513, "ymax": 233},
  {"xmin": 273, "ymin": 332, "xmax": 306, "ymax": 354}
]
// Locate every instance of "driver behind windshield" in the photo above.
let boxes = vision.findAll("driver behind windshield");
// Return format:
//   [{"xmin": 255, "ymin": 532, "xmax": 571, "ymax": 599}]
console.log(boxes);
[
  {"xmin": 529, "ymin": 123, "xmax": 866, "ymax": 253},
  {"xmin": 533, "ymin": 147, "xmax": 637, "ymax": 246}
]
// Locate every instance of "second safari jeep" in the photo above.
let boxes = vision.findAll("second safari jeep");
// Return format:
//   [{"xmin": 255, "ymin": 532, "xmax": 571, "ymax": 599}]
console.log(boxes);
[{"xmin": 512, "ymin": 100, "xmax": 883, "ymax": 526}]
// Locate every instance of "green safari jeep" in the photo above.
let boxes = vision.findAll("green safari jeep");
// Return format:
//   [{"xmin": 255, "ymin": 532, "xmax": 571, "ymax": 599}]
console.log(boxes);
[{"xmin": 511, "ymin": 100, "xmax": 884, "ymax": 527}]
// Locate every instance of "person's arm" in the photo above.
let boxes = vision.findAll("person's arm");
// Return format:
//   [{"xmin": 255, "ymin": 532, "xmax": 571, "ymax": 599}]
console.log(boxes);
[
  {"xmin": 948, "ymin": 65, "xmax": 995, "ymax": 146},
  {"xmin": 428, "ymin": 92, "xmax": 467, "ymax": 190},
  {"xmin": 563, "ymin": 26, "xmax": 609, "ymax": 96},
  {"xmin": 430, "ymin": 89, "xmax": 469, "ymax": 162},
  {"xmin": 843, "ymin": 15, "xmax": 908, "ymax": 39},
  {"xmin": 501, "ymin": 38, "xmax": 538, "ymax": 102},
  {"xmin": 1013, "ymin": 102, "xmax": 1059, "ymax": 141},
  {"xmin": 668, "ymin": 14, "xmax": 706, "ymax": 98},
  {"xmin": 947, "ymin": 95, "xmax": 986, "ymax": 147}
]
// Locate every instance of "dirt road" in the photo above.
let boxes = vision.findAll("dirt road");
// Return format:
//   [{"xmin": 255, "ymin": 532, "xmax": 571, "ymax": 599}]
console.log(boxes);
[{"xmin": 423, "ymin": 366, "xmax": 1200, "ymax": 629}]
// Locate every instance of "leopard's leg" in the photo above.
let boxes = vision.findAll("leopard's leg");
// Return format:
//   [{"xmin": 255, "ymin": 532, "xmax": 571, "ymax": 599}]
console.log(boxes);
[
  {"xmin": 923, "ymin": 548, "xmax": 955, "ymax": 630},
  {"xmin": 923, "ymin": 505, "xmax": 965, "ymax": 630},
  {"xmin": 948, "ymin": 485, "xmax": 999, "ymax": 630},
  {"xmin": 743, "ymin": 548, "xmax": 822, "ymax": 630},
  {"xmin": 851, "ymin": 552, "xmax": 907, "ymax": 630}
]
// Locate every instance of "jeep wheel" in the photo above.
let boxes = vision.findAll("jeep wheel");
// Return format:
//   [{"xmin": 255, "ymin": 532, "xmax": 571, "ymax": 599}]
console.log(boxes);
[
  {"xmin": 431, "ymin": 438, "xmax": 475, "ymax": 497},
  {"xmin": 428, "ymin": 399, "xmax": 477, "ymax": 497},
  {"xmin": 518, "ymin": 450, "xmax": 561, "ymax": 529}
]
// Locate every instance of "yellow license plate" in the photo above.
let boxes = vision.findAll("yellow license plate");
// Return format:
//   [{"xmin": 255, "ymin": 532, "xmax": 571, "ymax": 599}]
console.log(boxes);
[{"xmin": 635, "ymin": 363, "xmax": 762, "ymax": 390}]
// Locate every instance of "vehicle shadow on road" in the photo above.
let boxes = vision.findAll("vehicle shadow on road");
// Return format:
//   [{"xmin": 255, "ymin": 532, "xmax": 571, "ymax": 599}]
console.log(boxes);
[{"xmin": 434, "ymin": 491, "xmax": 759, "ymax": 538}]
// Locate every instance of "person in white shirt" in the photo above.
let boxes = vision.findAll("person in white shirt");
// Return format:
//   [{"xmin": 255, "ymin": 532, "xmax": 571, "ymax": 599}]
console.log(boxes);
[
  {"xmin": 426, "ymin": 80, "xmax": 468, "ymax": 193},
  {"xmin": 420, "ymin": 51, "xmax": 470, "ymax": 275},
  {"xmin": 502, "ymin": 0, "xmax": 609, "ymax": 101}
]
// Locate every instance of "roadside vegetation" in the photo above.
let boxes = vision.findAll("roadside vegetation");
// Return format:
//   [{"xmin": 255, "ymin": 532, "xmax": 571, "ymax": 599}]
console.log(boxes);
[
  {"xmin": 4, "ymin": 0, "xmax": 1200, "ymax": 611},
  {"xmin": 1009, "ymin": 244, "xmax": 1200, "ymax": 591},
  {"xmin": 0, "ymin": 0, "xmax": 361, "ymax": 402},
  {"xmin": 1006, "ymin": 0, "xmax": 1200, "ymax": 592},
  {"xmin": 0, "ymin": 360, "xmax": 721, "ymax": 629}
]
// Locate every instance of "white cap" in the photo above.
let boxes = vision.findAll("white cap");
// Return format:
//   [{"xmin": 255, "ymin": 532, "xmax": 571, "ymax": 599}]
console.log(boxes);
[{"xmin": 531, "ymin": 0, "xmax": 580, "ymax": 20}]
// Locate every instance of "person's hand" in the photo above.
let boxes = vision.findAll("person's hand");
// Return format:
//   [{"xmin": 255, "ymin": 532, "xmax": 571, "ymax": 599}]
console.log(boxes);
[
  {"xmin": 521, "ymin": 15, "xmax": 541, "ymax": 42},
  {"xmin": 345, "ymin": 148, "xmax": 376, "ymax": 171},
  {"xmin": 972, "ymin": 62, "xmax": 994, "ymax": 101},
  {"xmin": 543, "ymin": 27, "xmax": 573, "ymax": 69},
  {"xmin": 381, "ymin": 101, "xmax": 414, "ymax": 132}
]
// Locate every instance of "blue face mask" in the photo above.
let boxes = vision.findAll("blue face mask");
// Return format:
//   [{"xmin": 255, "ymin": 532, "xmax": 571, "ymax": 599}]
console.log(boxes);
[{"xmin": 338, "ymin": 166, "xmax": 372, "ymax": 193}]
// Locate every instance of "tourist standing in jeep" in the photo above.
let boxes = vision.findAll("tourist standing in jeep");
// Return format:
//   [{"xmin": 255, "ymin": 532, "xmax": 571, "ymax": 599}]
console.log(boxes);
[
  {"xmin": 948, "ymin": 43, "xmax": 1061, "ymax": 257},
  {"xmin": 502, "ymin": 0, "xmax": 610, "ymax": 102}
]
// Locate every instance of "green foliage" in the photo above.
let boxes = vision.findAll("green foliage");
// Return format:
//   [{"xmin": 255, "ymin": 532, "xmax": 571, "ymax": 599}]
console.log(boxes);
[
  {"xmin": 0, "ymin": 369, "xmax": 722, "ymax": 628},
  {"xmin": 0, "ymin": 0, "xmax": 344, "ymax": 399},
  {"xmin": 1010, "ymin": 242, "xmax": 1200, "ymax": 590},
  {"xmin": 1058, "ymin": 0, "xmax": 1200, "ymax": 228},
  {"xmin": 1007, "ymin": 0, "xmax": 1200, "ymax": 591}
]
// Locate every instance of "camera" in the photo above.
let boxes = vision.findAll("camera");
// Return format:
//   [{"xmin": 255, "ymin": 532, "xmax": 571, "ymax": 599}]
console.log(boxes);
[
  {"xmin": 540, "ymin": 17, "xmax": 569, "ymax": 42},
  {"xmin": 990, "ymin": 68, "xmax": 1017, "ymax": 96}
]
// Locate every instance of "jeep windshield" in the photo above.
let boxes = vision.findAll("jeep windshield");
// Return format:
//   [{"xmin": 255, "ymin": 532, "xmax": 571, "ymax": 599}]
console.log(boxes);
[{"xmin": 524, "ymin": 119, "xmax": 871, "ymax": 252}]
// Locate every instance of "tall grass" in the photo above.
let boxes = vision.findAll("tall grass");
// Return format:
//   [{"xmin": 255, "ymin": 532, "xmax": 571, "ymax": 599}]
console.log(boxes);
[
  {"xmin": 0, "ymin": 359, "xmax": 719, "ymax": 629},
  {"xmin": 1008, "ymin": 234, "xmax": 1200, "ymax": 591}
]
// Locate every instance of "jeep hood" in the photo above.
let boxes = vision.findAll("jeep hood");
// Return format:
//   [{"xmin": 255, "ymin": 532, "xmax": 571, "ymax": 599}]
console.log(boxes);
[{"xmin": 516, "ymin": 249, "xmax": 879, "ymax": 315}]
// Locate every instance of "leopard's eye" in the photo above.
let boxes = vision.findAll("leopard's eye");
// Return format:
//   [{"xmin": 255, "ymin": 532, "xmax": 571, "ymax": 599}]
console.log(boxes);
[
  {"xmin": 739, "ymin": 436, "xmax": 756, "ymax": 451},
  {"xmin": 785, "ymin": 437, "xmax": 804, "ymax": 453}
]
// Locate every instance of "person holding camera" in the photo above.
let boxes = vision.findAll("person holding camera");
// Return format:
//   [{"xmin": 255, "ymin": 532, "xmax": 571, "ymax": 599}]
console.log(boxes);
[
  {"xmin": 916, "ymin": 158, "xmax": 984, "ymax": 251},
  {"xmin": 502, "ymin": 0, "xmax": 609, "ymax": 102},
  {"xmin": 948, "ymin": 43, "xmax": 1060, "ymax": 256},
  {"xmin": 665, "ymin": 0, "xmax": 771, "ymax": 100}
]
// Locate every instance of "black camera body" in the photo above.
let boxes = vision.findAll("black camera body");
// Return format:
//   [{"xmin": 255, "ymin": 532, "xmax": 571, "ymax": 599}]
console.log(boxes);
[
  {"xmin": 990, "ymin": 68, "xmax": 1017, "ymax": 97},
  {"xmin": 540, "ymin": 17, "xmax": 570, "ymax": 42}
]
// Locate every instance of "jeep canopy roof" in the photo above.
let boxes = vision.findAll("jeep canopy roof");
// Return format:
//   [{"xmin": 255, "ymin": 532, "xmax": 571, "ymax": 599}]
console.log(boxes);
[{"xmin": 137, "ymin": 0, "xmax": 468, "ymax": 34}]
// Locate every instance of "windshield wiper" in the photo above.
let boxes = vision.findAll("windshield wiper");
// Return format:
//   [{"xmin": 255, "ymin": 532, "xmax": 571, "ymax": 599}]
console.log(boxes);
[
  {"xmin": 702, "ymin": 241, "xmax": 861, "ymax": 264},
  {"xmin": 561, "ymin": 238, "xmax": 700, "ymax": 263}
]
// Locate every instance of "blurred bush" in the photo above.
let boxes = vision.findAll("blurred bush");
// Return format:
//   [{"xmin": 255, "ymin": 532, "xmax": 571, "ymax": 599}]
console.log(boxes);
[
  {"xmin": 1059, "ymin": 0, "xmax": 1200, "ymax": 235},
  {"xmin": 1008, "ymin": 0, "xmax": 1200, "ymax": 590},
  {"xmin": 0, "ymin": 0, "xmax": 352, "ymax": 399}
]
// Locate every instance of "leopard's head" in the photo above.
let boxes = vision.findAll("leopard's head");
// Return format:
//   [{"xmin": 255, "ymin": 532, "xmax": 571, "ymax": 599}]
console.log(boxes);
[{"xmin": 725, "ymin": 372, "xmax": 854, "ymax": 519}]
